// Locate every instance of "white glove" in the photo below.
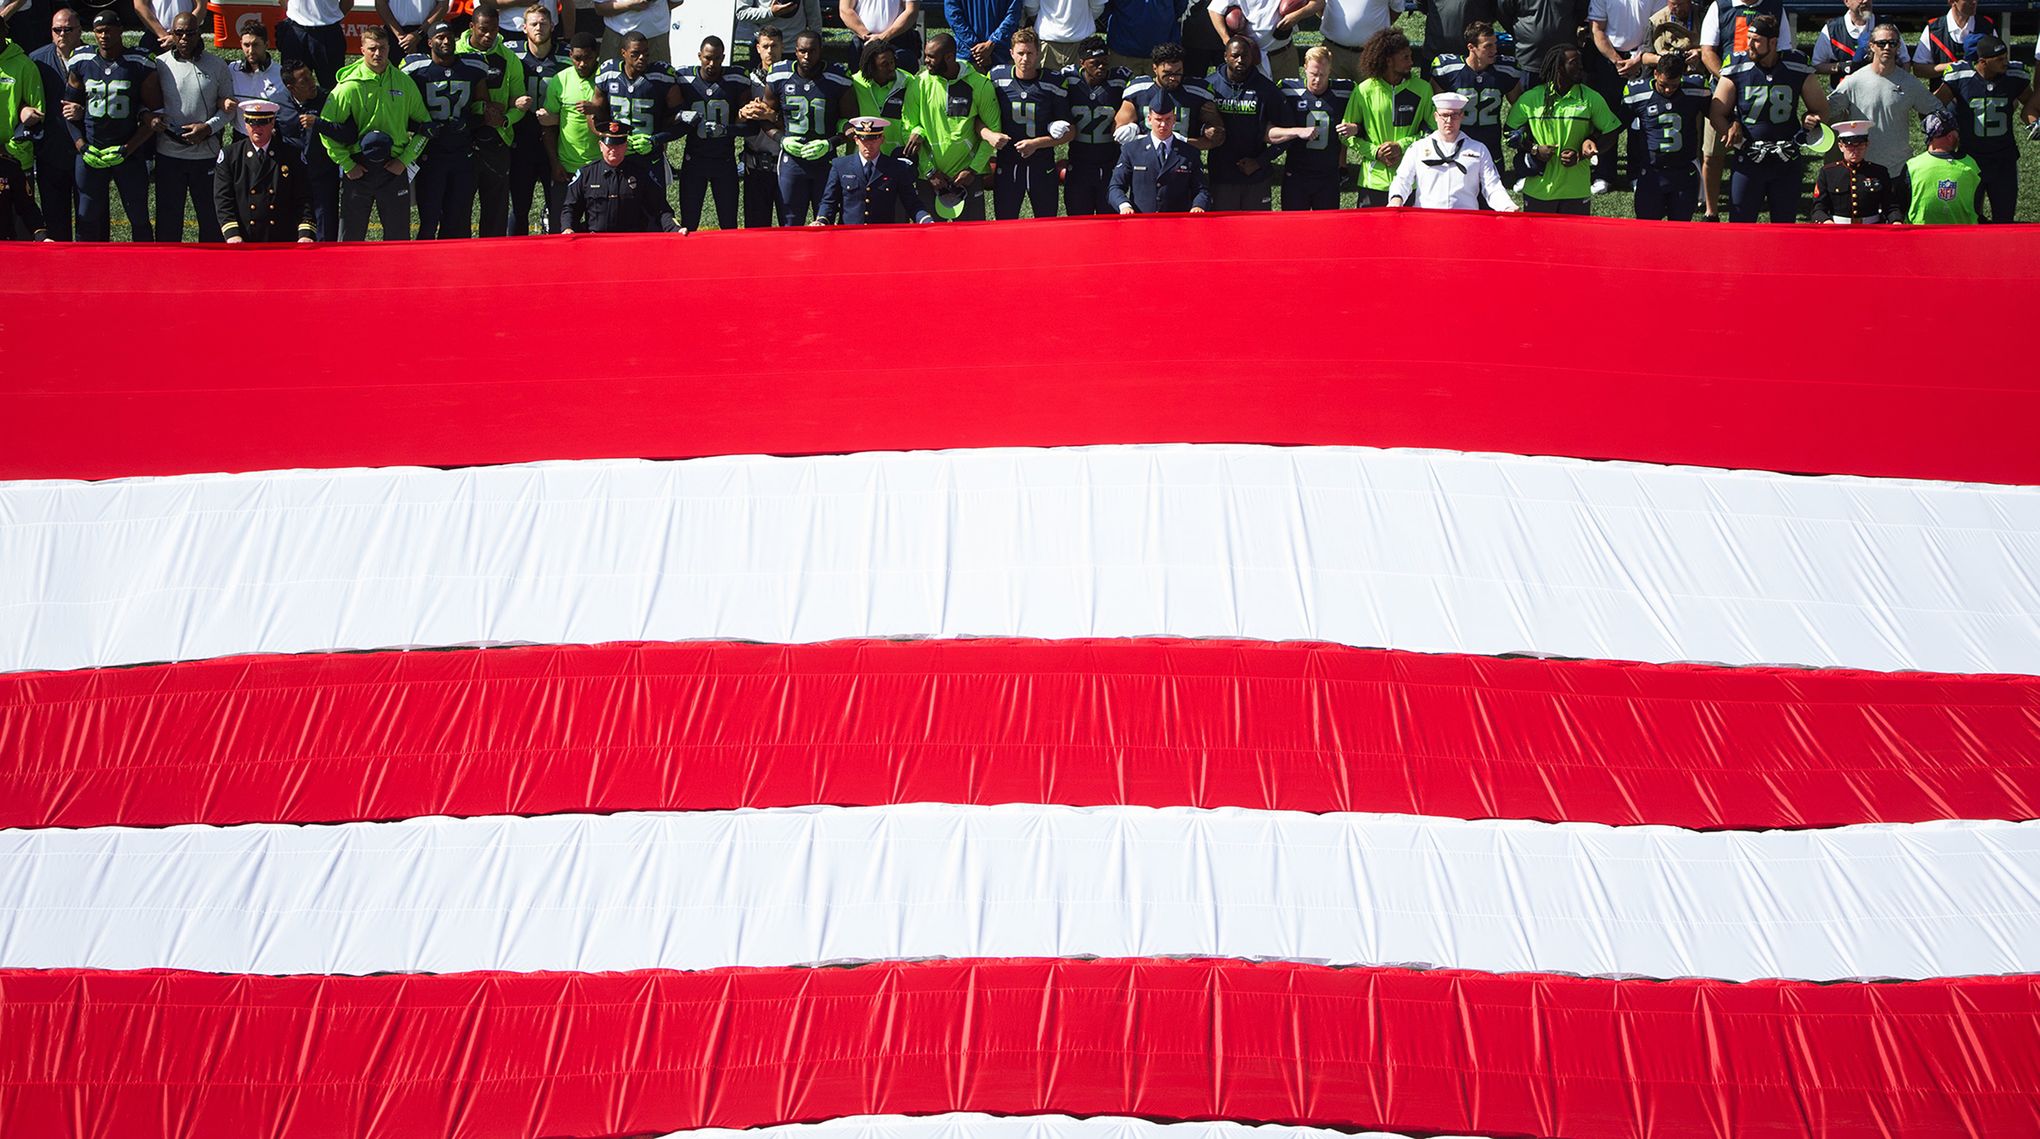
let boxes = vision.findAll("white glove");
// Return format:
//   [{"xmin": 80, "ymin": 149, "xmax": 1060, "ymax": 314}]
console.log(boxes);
[
  {"xmin": 1113, "ymin": 122, "xmax": 1139, "ymax": 144},
  {"xmin": 1048, "ymin": 119, "xmax": 1073, "ymax": 142}
]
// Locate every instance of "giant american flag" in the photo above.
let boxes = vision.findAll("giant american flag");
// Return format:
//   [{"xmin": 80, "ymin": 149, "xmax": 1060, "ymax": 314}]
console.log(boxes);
[{"xmin": 2, "ymin": 212, "xmax": 2038, "ymax": 1139}]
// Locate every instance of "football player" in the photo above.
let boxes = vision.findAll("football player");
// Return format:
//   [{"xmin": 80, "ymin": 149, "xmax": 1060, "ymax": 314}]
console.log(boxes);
[
  {"xmin": 1115, "ymin": 42, "xmax": 1223, "ymax": 150},
  {"xmin": 1623, "ymin": 53, "xmax": 1709, "ymax": 219},
  {"xmin": 64, "ymin": 10, "xmax": 163, "ymax": 241},
  {"xmin": 1058, "ymin": 36, "xmax": 1127, "ymax": 215},
  {"xmin": 404, "ymin": 22, "xmax": 494, "ymax": 238},
  {"xmin": 509, "ymin": 2, "xmax": 568, "ymax": 232},
  {"xmin": 988, "ymin": 27, "xmax": 1071, "ymax": 218},
  {"xmin": 1429, "ymin": 21, "xmax": 1522, "ymax": 163},
  {"xmin": 675, "ymin": 35, "xmax": 757, "ymax": 230},
  {"xmin": 1204, "ymin": 34, "xmax": 1281, "ymax": 209},
  {"xmin": 591, "ymin": 30, "xmax": 684, "ymax": 184},
  {"xmin": 1268, "ymin": 44, "xmax": 1354, "ymax": 210},
  {"xmin": 761, "ymin": 28, "xmax": 855, "ymax": 225},
  {"xmin": 457, "ymin": 8, "xmax": 530, "ymax": 236},
  {"xmin": 1932, "ymin": 34, "xmax": 2037, "ymax": 223},
  {"xmin": 1709, "ymin": 13, "xmax": 1826, "ymax": 222}
]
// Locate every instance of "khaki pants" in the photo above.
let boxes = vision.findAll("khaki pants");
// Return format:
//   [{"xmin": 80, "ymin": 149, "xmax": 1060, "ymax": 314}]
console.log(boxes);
[
  {"xmin": 1040, "ymin": 38, "xmax": 1084, "ymax": 69},
  {"xmin": 602, "ymin": 27, "xmax": 670, "ymax": 64},
  {"xmin": 1108, "ymin": 50, "xmax": 1151, "ymax": 75},
  {"xmin": 1266, "ymin": 42, "xmax": 1300, "ymax": 80},
  {"xmin": 1327, "ymin": 40, "xmax": 1364, "ymax": 82}
]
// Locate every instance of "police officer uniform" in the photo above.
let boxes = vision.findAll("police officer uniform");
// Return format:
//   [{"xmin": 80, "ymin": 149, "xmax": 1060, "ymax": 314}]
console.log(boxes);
[
  {"xmin": 1810, "ymin": 119, "xmax": 1898, "ymax": 223},
  {"xmin": 816, "ymin": 117, "xmax": 934, "ymax": 224},
  {"xmin": 563, "ymin": 118, "xmax": 681, "ymax": 233},
  {"xmin": 213, "ymin": 100, "xmax": 318, "ymax": 242}
]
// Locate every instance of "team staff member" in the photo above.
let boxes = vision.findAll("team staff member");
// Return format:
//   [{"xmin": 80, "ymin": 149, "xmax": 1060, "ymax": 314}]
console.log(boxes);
[
  {"xmin": 152, "ymin": 13, "xmax": 232, "ymax": 242},
  {"xmin": 214, "ymin": 99, "xmax": 316, "ymax": 241},
  {"xmin": 1268, "ymin": 44, "xmax": 1354, "ymax": 209},
  {"xmin": 902, "ymin": 31, "xmax": 1000, "ymax": 219},
  {"xmin": 1910, "ymin": 0, "xmax": 1991, "ymax": 79},
  {"xmin": 1343, "ymin": 26, "xmax": 1430, "ymax": 205},
  {"xmin": 458, "ymin": 9, "xmax": 529, "ymax": 236},
  {"xmin": 815, "ymin": 114, "xmax": 932, "ymax": 221},
  {"xmin": 321, "ymin": 25, "xmax": 431, "ymax": 240},
  {"xmin": 1809, "ymin": 118, "xmax": 1898, "ymax": 221},
  {"xmin": 279, "ymin": 0, "xmax": 349, "ymax": 89},
  {"xmin": 276, "ymin": 58, "xmax": 343, "ymax": 239},
  {"xmin": 1810, "ymin": 0, "xmax": 1876, "ymax": 78},
  {"xmin": 1109, "ymin": 95, "xmax": 1209, "ymax": 211},
  {"xmin": 29, "ymin": 5, "xmax": 82, "ymax": 240},
  {"xmin": 562, "ymin": 115, "xmax": 681, "ymax": 229},
  {"xmin": 66, "ymin": 9, "xmax": 162, "ymax": 242},
  {"xmin": 1060, "ymin": 37, "xmax": 1128, "ymax": 214},
  {"xmin": 1387, "ymin": 89, "xmax": 1514, "ymax": 207},
  {"xmin": 1904, "ymin": 106, "xmax": 1978, "ymax": 223}
]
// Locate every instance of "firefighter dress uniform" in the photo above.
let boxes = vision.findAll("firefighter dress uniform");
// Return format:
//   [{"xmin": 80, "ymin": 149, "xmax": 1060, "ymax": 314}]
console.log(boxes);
[{"xmin": 212, "ymin": 99, "xmax": 317, "ymax": 242}]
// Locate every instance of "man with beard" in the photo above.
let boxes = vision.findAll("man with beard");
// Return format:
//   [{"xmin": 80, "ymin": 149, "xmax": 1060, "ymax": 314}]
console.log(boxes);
[
  {"xmin": 404, "ymin": 20, "xmax": 492, "ymax": 238},
  {"xmin": 230, "ymin": 24, "xmax": 286, "ymax": 137},
  {"xmin": 1506, "ymin": 43, "xmax": 1621, "ymax": 213},
  {"xmin": 151, "ymin": 12, "xmax": 231, "ymax": 241},
  {"xmin": 1204, "ymin": 34, "xmax": 1279, "ymax": 209},
  {"xmin": 760, "ymin": 27, "xmax": 854, "ymax": 223},
  {"xmin": 458, "ymin": 9, "xmax": 530, "ymax": 235},
  {"xmin": 509, "ymin": 2, "xmax": 567, "ymax": 231},
  {"xmin": 65, "ymin": 9, "xmax": 162, "ymax": 241},
  {"xmin": 901, "ymin": 31, "xmax": 999, "ymax": 219},
  {"xmin": 1709, "ymin": 13, "xmax": 1826, "ymax": 222},
  {"xmin": 1115, "ymin": 42, "xmax": 1222, "ymax": 151}
]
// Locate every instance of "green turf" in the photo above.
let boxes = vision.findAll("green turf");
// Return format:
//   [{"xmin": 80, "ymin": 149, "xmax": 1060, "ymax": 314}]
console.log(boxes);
[{"xmin": 80, "ymin": 15, "xmax": 2040, "ymax": 237}]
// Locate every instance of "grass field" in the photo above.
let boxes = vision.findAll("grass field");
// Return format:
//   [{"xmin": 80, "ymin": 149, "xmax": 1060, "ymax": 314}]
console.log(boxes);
[{"xmin": 83, "ymin": 12, "xmax": 2040, "ymax": 237}]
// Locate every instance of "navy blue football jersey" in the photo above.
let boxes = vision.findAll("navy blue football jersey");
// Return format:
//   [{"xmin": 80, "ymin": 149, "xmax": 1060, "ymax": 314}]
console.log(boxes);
[
  {"xmin": 1429, "ymin": 52, "xmax": 1522, "ymax": 157},
  {"xmin": 1622, "ymin": 75, "xmax": 1711, "ymax": 168},
  {"xmin": 1123, "ymin": 75, "xmax": 1216, "ymax": 142},
  {"xmin": 510, "ymin": 39, "xmax": 566, "ymax": 144},
  {"xmin": 1059, "ymin": 64, "xmax": 1129, "ymax": 163},
  {"xmin": 1723, "ymin": 49, "xmax": 1814, "ymax": 143},
  {"xmin": 989, "ymin": 64, "xmax": 1071, "ymax": 141},
  {"xmin": 595, "ymin": 60, "xmax": 684, "ymax": 145},
  {"xmin": 1940, "ymin": 59, "xmax": 2031, "ymax": 159},
  {"xmin": 403, "ymin": 53, "xmax": 492, "ymax": 153},
  {"xmin": 1272, "ymin": 75, "xmax": 1353, "ymax": 175},
  {"xmin": 765, "ymin": 61, "xmax": 852, "ymax": 144},
  {"xmin": 65, "ymin": 52, "xmax": 156, "ymax": 148},
  {"xmin": 675, "ymin": 66, "xmax": 757, "ymax": 160},
  {"xmin": 1204, "ymin": 65, "xmax": 1280, "ymax": 177}
]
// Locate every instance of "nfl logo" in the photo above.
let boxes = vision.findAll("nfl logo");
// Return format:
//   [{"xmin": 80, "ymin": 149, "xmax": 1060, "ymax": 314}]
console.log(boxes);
[{"xmin": 1939, "ymin": 179, "xmax": 1958, "ymax": 201}]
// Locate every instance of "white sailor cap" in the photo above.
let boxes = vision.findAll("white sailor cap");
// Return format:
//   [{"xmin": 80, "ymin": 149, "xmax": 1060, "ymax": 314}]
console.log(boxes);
[
  {"xmin": 1833, "ymin": 119, "xmax": 1871, "ymax": 140},
  {"xmin": 848, "ymin": 116, "xmax": 890, "ymax": 136},
  {"xmin": 1432, "ymin": 92, "xmax": 1469, "ymax": 112}
]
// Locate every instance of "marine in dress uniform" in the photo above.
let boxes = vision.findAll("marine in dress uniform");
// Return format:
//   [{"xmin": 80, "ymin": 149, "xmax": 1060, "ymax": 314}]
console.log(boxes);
[
  {"xmin": 1810, "ymin": 119, "xmax": 1899, "ymax": 222},
  {"xmin": 814, "ymin": 116, "xmax": 934, "ymax": 223},
  {"xmin": 561, "ymin": 118, "xmax": 681, "ymax": 232},
  {"xmin": 212, "ymin": 100, "xmax": 317, "ymax": 242}
]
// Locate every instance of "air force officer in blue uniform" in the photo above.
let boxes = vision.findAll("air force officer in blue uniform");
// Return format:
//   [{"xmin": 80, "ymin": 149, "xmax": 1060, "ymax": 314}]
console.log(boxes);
[
  {"xmin": 814, "ymin": 116, "xmax": 934, "ymax": 225},
  {"xmin": 1108, "ymin": 99, "xmax": 1210, "ymax": 215}
]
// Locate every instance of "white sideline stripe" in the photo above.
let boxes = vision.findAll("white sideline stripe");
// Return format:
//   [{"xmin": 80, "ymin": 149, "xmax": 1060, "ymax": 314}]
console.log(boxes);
[
  {"xmin": 2, "ymin": 444, "xmax": 2036, "ymax": 676},
  {"xmin": 657, "ymin": 1113, "xmax": 1482, "ymax": 1139},
  {"xmin": 4, "ymin": 803, "xmax": 2038, "ymax": 982}
]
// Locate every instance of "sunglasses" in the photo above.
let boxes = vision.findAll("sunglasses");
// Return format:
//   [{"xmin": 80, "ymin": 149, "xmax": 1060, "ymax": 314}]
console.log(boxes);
[{"xmin": 1870, "ymin": 39, "xmax": 1900, "ymax": 46}]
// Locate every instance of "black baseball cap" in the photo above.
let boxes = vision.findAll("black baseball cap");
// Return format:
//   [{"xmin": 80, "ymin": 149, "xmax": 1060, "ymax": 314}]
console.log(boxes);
[
  {"xmin": 1974, "ymin": 34, "xmax": 2007, "ymax": 58},
  {"xmin": 427, "ymin": 20, "xmax": 454, "ymax": 36},
  {"xmin": 92, "ymin": 10, "xmax": 121, "ymax": 29}
]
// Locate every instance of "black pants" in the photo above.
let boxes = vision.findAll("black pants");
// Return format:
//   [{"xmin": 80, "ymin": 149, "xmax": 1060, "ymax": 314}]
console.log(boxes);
[
  {"xmin": 1357, "ymin": 186, "xmax": 1390, "ymax": 207},
  {"xmin": 415, "ymin": 149, "xmax": 477, "ymax": 238},
  {"xmin": 75, "ymin": 152, "xmax": 152, "ymax": 241},
  {"xmin": 473, "ymin": 137, "xmax": 512, "ymax": 236},
  {"xmin": 742, "ymin": 160, "xmax": 776, "ymax": 227},
  {"xmin": 306, "ymin": 158, "xmax": 340, "ymax": 240},
  {"xmin": 1632, "ymin": 166, "xmax": 1698, "ymax": 222},
  {"xmin": 1524, "ymin": 195, "xmax": 1591, "ymax": 214},
  {"xmin": 36, "ymin": 150, "xmax": 74, "ymax": 240},
  {"xmin": 678, "ymin": 156, "xmax": 737, "ymax": 230},
  {"xmin": 1062, "ymin": 158, "xmax": 1111, "ymax": 215},
  {"xmin": 1976, "ymin": 154, "xmax": 2017, "ymax": 223},
  {"xmin": 1207, "ymin": 179, "xmax": 1272, "ymax": 211},
  {"xmin": 1281, "ymin": 170, "xmax": 1340, "ymax": 210},
  {"xmin": 0, "ymin": 156, "xmax": 46, "ymax": 239},
  {"xmin": 154, "ymin": 153, "xmax": 222, "ymax": 241},
  {"xmin": 276, "ymin": 19, "xmax": 346, "ymax": 90},
  {"xmin": 992, "ymin": 151, "xmax": 1057, "ymax": 219},
  {"xmin": 508, "ymin": 136, "xmax": 558, "ymax": 234},
  {"xmin": 341, "ymin": 164, "xmax": 412, "ymax": 240}
]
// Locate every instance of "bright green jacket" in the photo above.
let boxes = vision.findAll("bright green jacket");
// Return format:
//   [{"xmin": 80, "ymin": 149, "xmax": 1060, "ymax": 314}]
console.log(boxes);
[
  {"xmin": 1905, "ymin": 150, "xmax": 1982, "ymax": 224},
  {"xmin": 456, "ymin": 32, "xmax": 526, "ymax": 148},
  {"xmin": 321, "ymin": 58, "xmax": 431, "ymax": 169},
  {"xmin": 1342, "ymin": 75, "xmax": 1432, "ymax": 192},
  {"xmin": 902, "ymin": 64, "xmax": 997, "ymax": 177},
  {"xmin": 852, "ymin": 72, "xmax": 911, "ymax": 152},
  {"xmin": 0, "ymin": 41, "xmax": 43, "ymax": 169}
]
